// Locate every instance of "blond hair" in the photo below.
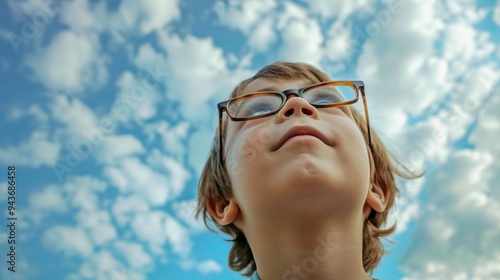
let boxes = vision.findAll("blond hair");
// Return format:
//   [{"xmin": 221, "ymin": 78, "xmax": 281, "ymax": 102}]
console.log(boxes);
[{"xmin": 196, "ymin": 61, "xmax": 420, "ymax": 277}]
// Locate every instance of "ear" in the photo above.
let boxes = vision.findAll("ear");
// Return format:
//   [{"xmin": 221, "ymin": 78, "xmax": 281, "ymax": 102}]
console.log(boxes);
[
  {"xmin": 363, "ymin": 182, "xmax": 390, "ymax": 219},
  {"xmin": 206, "ymin": 197, "xmax": 240, "ymax": 226}
]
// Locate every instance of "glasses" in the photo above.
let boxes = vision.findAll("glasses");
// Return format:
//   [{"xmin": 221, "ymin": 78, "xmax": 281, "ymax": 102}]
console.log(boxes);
[{"xmin": 217, "ymin": 81, "xmax": 372, "ymax": 164}]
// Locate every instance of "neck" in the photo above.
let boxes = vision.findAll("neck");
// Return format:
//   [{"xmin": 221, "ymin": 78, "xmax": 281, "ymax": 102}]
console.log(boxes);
[{"xmin": 246, "ymin": 216, "xmax": 372, "ymax": 280}]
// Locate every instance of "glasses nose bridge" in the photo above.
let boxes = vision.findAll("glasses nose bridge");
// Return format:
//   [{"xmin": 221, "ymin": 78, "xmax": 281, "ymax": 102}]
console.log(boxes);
[{"xmin": 282, "ymin": 88, "xmax": 305, "ymax": 101}]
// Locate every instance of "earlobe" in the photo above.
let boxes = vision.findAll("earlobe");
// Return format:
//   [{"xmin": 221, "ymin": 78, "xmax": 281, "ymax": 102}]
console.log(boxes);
[
  {"xmin": 206, "ymin": 197, "xmax": 240, "ymax": 225},
  {"xmin": 365, "ymin": 182, "xmax": 389, "ymax": 213}
]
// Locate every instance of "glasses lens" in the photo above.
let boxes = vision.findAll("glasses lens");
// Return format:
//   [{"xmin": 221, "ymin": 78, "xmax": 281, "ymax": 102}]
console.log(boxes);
[
  {"xmin": 304, "ymin": 85, "xmax": 356, "ymax": 106},
  {"xmin": 228, "ymin": 93, "xmax": 283, "ymax": 118}
]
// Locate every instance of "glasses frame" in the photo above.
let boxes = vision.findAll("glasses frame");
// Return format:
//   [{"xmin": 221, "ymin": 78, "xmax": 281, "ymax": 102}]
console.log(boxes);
[{"xmin": 217, "ymin": 80, "xmax": 372, "ymax": 164}]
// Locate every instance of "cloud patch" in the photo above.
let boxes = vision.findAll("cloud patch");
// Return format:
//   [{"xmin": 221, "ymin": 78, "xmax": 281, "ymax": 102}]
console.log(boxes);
[{"xmin": 25, "ymin": 30, "xmax": 108, "ymax": 93}]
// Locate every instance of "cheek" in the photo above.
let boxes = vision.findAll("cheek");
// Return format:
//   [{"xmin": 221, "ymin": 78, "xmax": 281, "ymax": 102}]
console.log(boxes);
[
  {"xmin": 225, "ymin": 119, "xmax": 279, "ymax": 169},
  {"xmin": 225, "ymin": 133, "xmax": 268, "ymax": 211},
  {"xmin": 225, "ymin": 129, "xmax": 261, "ymax": 180},
  {"xmin": 339, "ymin": 119, "xmax": 371, "ymax": 176}
]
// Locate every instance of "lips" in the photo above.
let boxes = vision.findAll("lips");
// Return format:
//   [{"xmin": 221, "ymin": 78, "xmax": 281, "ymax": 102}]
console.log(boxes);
[{"xmin": 273, "ymin": 125, "xmax": 330, "ymax": 151}]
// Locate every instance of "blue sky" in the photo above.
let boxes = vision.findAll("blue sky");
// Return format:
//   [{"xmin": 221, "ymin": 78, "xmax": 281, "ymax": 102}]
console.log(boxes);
[{"xmin": 0, "ymin": 0, "xmax": 499, "ymax": 279}]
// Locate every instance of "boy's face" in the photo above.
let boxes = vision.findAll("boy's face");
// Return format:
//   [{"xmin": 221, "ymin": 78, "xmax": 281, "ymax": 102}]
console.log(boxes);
[{"xmin": 223, "ymin": 78, "xmax": 373, "ymax": 226}]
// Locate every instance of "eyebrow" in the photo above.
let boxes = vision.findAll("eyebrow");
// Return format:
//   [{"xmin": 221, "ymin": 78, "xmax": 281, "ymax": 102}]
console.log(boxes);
[
  {"xmin": 255, "ymin": 86, "xmax": 280, "ymax": 92},
  {"xmin": 255, "ymin": 81, "xmax": 313, "ymax": 93}
]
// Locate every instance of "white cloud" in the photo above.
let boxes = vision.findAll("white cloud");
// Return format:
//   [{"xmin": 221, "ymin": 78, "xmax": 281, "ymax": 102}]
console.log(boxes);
[
  {"xmin": 146, "ymin": 149, "xmax": 191, "ymax": 197},
  {"xmin": 113, "ymin": 70, "xmax": 161, "ymax": 123},
  {"xmin": 277, "ymin": 3, "xmax": 324, "ymax": 65},
  {"xmin": 135, "ymin": 42, "xmax": 167, "ymax": 70},
  {"xmin": 130, "ymin": 211, "xmax": 168, "ymax": 255},
  {"xmin": 27, "ymin": 185, "xmax": 67, "ymax": 222},
  {"xmin": 142, "ymin": 121, "xmax": 167, "ymax": 144},
  {"xmin": 75, "ymin": 209, "xmax": 111, "ymax": 229},
  {"xmin": 60, "ymin": 0, "xmax": 106, "ymax": 32},
  {"xmin": 159, "ymin": 32, "xmax": 232, "ymax": 123},
  {"xmin": 384, "ymin": 64, "xmax": 499, "ymax": 176},
  {"xmin": 173, "ymin": 199, "xmax": 206, "ymax": 233},
  {"xmin": 8, "ymin": 104, "xmax": 49, "ymax": 123},
  {"xmin": 63, "ymin": 176, "xmax": 107, "ymax": 210},
  {"xmin": 248, "ymin": 16, "xmax": 276, "ymax": 52},
  {"xmin": 163, "ymin": 157, "xmax": 191, "ymax": 195},
  {"xmin": 112, "ymin": 195, "xmax": 150, "ymax": 227},
  {"xmin": 388, "ymin": 178, "xmax": 425, "ymax": 234},
  {"xmin": 442, "ymin": 22, "xmax": 495, "ymax": 78},
  {"xmin": 219, "ymin": 0, "xmax": 277, "ymax": 34},
  {"xmin": 0, "ymin": 130, "xmax": 60, "ymax": 168},
  {"xmin": 50, "ymin": 95, "xmax": 100, "ymax": 139},
  {"xmin": 28, "ymin": 176, "xmax": 143, "ymax": 279},
  {"xmin": 104, "ymin": 166, "xmax": 129, "ymax": 193},
  {"xmin": 48, "ymin": 94, "xmax": 124, "ymax": 177},
  {"xmin": 494, "ymin": 0, "xmax": 500, "ymax": 25},
  {"xmin": 469, "ymin": 85, "xmax": 500, "ymax": 205},
  {"xmin": 280, "ymin": 18, "xmax": 323, "ymax": 65},
  {"xmin": 303, "ymin": 0, "xmax": 375, "ymax": 21},
  {"xmin": 113, "ymin": 0, "xmax": 181, "ymax": 35},
  {"xmin": 25, "ymin": 176, "xmax": 106, "ymax": 226},
  {"xmin": 158, "ymin": 29, "xmax": 256, "ymax": 126},
  {"xmin": 382, "ymin": 64, "xmax": 497, "ymax": 172},
  {"xmin": 95, "ymin": 134, "xmax": 145, "ymax": 164},
  {"xmin": 469, "ymin": 85, "xmax": 500, "ymax": 153},
  {"xmin": 399, "ymin": 115, "xmax": 451, "ymax": 169},
  {"xmin": 445, "ymin": 64, "xmax": 498, "ymax": 131},
  {"xmin": 158, "ymin": 35, "xmax": 219, "ymax": 119},
  {"xmin": 103, "ymin": 157, "xmax": 171, "ymax": 206},
  {"xmin": 277, "ymin": 1, "xmax": 308, "ymax": 25},
  {"xmin": 25, "ymin": 30, "xmax": 108, "ymax": 92},
  {"xmin": 440, "ymin": 0, "xmax": 488, "ymax": 24},
  {"xmin": 114, "ymin": 241, "xmax": 152, "ymax": 269},
  {"xmin": 356, "ymin": 0, "xmax": 445, "ymax": 122},
  {"xmin": 92, "ymin": 222, "xmax": 117, "ymax": 247},
  {"xmin": 400, "ymin": 150, "xmax": 500, "ymax": 279},
  {"xmin": 76, "ymin": 210, "xmax": 117, "ymax": 246},
  {"xmin": 144, "ymin": 121, "xmax": 192, "ymax": 152},
  {"xmin": 162, "ymin": 121, "xmax": 190, "ymax": 158},
  {"xmin": 165, "ymin": 214, "xmax": 193, "ymax": 259},
  {"xmin": 197, "ymin": 260, "xmax": 223, "ymax": 274},
  {"xmin": 72, "ymin": 250, "xmax": 139, "ymax": 280},
  {"xmin": 43, "ymin": 226, "xmax": 93, "ymax": 258},
  {"xmin": 324, "ymin": 20, "xmax": 353, "ymax": 63},
  {"xmin": 472, "ymin": 253, "xmax": 500, "ymax": 279},
  {"xmin": 6, "ymin": 0, "xmax": 54, "ymax": 20}
]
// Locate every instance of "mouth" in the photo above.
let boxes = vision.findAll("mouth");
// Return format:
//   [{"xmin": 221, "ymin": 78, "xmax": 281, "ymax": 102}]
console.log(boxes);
[{"xmin": 273, "ymin": 125, "xmax": 330, "ymax": 151}]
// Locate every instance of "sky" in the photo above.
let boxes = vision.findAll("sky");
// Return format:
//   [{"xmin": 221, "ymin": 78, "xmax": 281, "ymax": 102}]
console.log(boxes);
[{"xmin": 0, "ymin": 0, "xmax": 499, "ymax": 279}]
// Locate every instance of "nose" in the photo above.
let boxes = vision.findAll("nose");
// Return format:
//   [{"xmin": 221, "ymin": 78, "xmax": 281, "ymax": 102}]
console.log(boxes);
[{"xmin": 277, "ymin": 95, "xmax": 319, "ymax": 121}]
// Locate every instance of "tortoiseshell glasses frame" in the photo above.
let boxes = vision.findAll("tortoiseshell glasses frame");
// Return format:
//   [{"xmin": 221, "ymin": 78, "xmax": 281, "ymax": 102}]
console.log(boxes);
[{"xmin": 217, "ymin": 80, "xmax": 372, "ymax": 164}]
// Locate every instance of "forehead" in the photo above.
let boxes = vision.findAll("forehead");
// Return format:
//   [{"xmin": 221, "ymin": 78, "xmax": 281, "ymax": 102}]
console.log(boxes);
[{"xmin": 240, "ymin": 78, "xmax": 312, "ymax": 96}]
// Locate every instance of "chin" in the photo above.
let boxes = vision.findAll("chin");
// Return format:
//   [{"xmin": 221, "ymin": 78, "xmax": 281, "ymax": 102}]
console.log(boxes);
[{"xmin": 271, "ymin": 156, "xmax": 368, "ymax": 195}]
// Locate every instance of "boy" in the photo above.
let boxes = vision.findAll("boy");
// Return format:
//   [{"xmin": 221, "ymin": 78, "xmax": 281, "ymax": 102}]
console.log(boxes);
[{"xmin": 196, "ymin": 62, "xmax": 418, "ymax": 279}]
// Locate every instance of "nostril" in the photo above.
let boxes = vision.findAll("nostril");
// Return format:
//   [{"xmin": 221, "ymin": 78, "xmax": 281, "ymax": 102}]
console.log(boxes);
[
  {"xmin": 301, "ymin": 108, "xmax": 313, "ymax": 115},
  {"xmin": 284, "ymin": 108, "xmax": 295, "ymax": 117}
]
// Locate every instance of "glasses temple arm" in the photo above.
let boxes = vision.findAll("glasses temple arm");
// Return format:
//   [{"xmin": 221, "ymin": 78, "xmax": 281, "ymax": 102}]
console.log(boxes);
[
  {"xmin": 360, "ymin": 86, "xmax": 373, "ymax": 153},
  {"xmin": 219, "ymin": 109, "xmax": 225, "ymax": 165}
]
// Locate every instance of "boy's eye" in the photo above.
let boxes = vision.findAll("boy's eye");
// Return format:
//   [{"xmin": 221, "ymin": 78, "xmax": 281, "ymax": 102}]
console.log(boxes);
[
  {"xmin": 242, "ymin": 101, "xmax": 276, "ymax": 117},
  {"xmin": 309, "ymin": 93, "xmax": 342, "ymax": 104},
  {"xmin": 306, "ymin": 89, "xmax": 345, "ymax": 105},
  {"xmin": 229, "ymin": 95, "xmax": 282, "ymax": 118}
]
